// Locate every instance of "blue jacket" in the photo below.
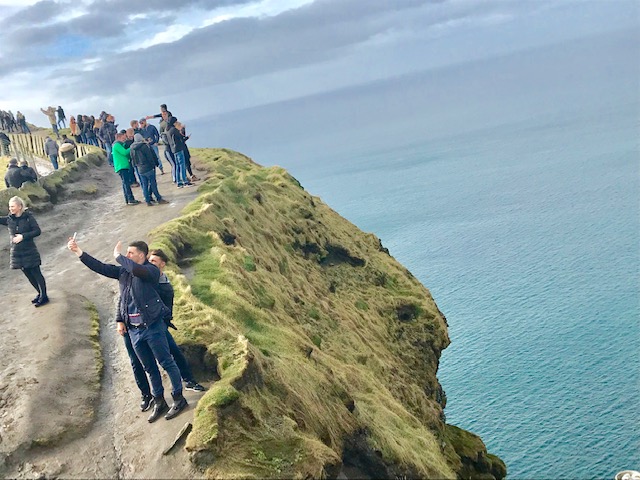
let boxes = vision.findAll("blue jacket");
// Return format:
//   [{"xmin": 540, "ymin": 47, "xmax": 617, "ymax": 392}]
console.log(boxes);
[
  {"xmin": 142, "ymin": 124, "xmax": 160, "ymax": 145},
  {"xmin": 79, "ymin": 252, "xmax": 169, "ymax": 327}
]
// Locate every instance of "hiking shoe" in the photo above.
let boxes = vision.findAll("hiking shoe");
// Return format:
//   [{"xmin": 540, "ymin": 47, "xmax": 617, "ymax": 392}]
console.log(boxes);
[
  {"xmin": 31, "ymin": 295, "xmax": 40, "ymax": 304},
  {"xmin": 157, "ymin": 199, "xmax": 169, "ymax": 204},
  {"xmin": 140, "ymin": 394, "xmax": 153, "ymax": 412},
  {"xmin": 128, "ymin": 199, "xmax": 141, "ymax": 205},
  {"xmin": 146, "ymin": 202, "xmax": 153, "ymax": 206},
  {"xmin": 34, "ymin": 296, "xmax": 49, "ymax": 307},
  {"xmin": 165, "ymin": 393, "xmax": 188, "ymax": 420},
  {"xmin": 185, "ymin": 381, "xmax": 206, "ymax": 392}
]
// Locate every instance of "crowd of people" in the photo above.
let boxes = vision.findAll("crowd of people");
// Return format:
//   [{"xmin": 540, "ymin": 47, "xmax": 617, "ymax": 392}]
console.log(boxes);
[{"xmin": 0, "ymin": 102, "xmax": 207, "ymax": 422}]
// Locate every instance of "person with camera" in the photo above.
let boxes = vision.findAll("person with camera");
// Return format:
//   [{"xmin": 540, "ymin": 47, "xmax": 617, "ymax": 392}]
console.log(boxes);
[{"xmin": 67, "ymin": 237, "xmax": 188, "ymax": 422}]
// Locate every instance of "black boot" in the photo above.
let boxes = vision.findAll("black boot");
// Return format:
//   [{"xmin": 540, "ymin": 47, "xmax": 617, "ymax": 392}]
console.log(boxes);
[
  {"xmin": 165, "ymin": 391, "xmax": 188, "ymax": 420},
  {"xmin": 140, "ymin": 394, "xmax": 153, "ymax": 412},
  {"xmin": 147, "ymin": 396, "xmax": 168, "ymax": 423}
]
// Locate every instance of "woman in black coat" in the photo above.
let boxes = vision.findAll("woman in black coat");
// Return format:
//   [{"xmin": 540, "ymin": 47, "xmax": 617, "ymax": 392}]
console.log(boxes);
[{"xmin": 0, "ymin": 196, "xmax": 49, "ymax": 307}]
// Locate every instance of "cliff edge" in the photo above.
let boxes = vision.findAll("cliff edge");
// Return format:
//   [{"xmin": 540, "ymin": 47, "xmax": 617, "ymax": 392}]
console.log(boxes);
[{"xmin": 149, "ymin": 148, "xmax": 506, "ymax": 479}]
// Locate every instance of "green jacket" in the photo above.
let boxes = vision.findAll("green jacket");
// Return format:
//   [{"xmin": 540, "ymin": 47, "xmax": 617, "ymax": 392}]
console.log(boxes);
[{"xmin": 112, "ymin": 141, "xmax": 131, "ymax": 173}]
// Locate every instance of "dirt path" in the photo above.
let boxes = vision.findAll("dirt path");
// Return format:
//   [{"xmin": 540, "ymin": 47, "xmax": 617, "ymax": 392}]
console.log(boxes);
[{"xmin": 0, "ymin": 156, "xmax": 210, "ymax": 478}]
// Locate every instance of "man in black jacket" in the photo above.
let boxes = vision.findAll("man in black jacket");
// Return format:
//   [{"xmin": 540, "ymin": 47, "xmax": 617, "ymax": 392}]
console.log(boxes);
[
  {"xmin": 130, "ymin": 133, "xmax": 168, "ymax": 206},
  {"xmin": 5, "ymin": 158, "xmax": 26, "ymax": 188},
  {"xmin": 67, "ymin": 238, "xmax": 188, "ymax": 422}
]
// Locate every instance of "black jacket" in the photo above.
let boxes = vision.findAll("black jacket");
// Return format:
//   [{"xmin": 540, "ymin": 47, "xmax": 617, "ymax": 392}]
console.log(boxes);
[
  {"xmin": 20, "ymin": 165, "xmax": 37, "ymax": 183},
  {"xmin": 130, "ymin": 141, "xmax": 158, "ymax": 174},
  {"xmin": 0, "ymin": 210, "xmax": 42, "ymax": 269},
  {"xmin": 4, "ymin": 164, "xmax": 25, "ymax": 188},
  {"xmin": 79, "ymin": 252, "xmax": 169, "ymax": 327},
  {"xmin": 165, "ymin": 125, "xmax": 185, "ymax": 154}
]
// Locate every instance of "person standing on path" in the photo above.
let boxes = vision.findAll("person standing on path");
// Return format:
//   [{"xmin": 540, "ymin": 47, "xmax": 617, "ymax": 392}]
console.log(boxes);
[
  {"xmin": 112, "ymin": 131, "xmax": 140, "ymax": 205},
  {"xmin": 67, "ymin": 238, "xmax": 189, "ymax": 422},
  {"xmin": 165, "ymin": 117, "xmax": 192, "ymax": 188},
  {"xmin": 139, "ymin": 118, "xmax": 163, "ymax": 174},
  {"xmin": 0, "ymin": 196, "xmax": 49, "ymax": 307},
  {"xmin": 123, "ymin": 248, "xmax": 206, "ymax": 412},
  {"xmin": 40, "ymin": 106, "xmax": 60, "ymax": 139},
  {"xmin": 44, "ymin": 136, "xmax": 59, "ymax": 170},
  {"xmin": 130, "ymin": 133, "xmax": 168, "ymax": 206}
]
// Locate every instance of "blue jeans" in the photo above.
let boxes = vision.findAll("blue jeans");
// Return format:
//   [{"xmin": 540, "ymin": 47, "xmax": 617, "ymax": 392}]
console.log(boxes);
[
  {"xmin": 104, "ymin": 142, "xmax": 113, "ymax": 166},
  {"xmin": 165, "ymin": 149, "xmax": 176, "ymax": 183},
  {"xmin": 128, "ymin": 320, "xmax": 183, "ymax": 397},
  {"xmin": 174, "ymin": 150, "xmax": 188, "ymax": 186},
  {"xmin": 49, "ymin": 154, "xmax": 59, "ymax": 170},
  {"xmin": 139, "ymin": 169, "xmax": 163, "ymax": 203},
  {"xmin": 151, "ymin": 145, "xmax": 163, "ymax": 170},
  {"xmin": 21, "ymin": 121, "xmax": 31, "ymax": 134},
  {"xmin": 51, "ymin": 124, "xmax": 60, "ymax": 138},
  {"xmin": 123, "ymin": 328, "xmax": 195, "ymax": 397},
  {"xmin": 117, "ymin": 169, "xmax": 135, "ymax": 203},
  {"xmin": 58, "ymin": 118, "xmax": 66, "ymax": 129}
]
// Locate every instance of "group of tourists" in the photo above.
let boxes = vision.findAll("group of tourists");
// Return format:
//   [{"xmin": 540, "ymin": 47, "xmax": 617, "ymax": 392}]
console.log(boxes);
[
  {"xmin": 1, "ymin": 194, "xmax": 206, "ymax": 421},
  {"xmin": 0, "ymin": 101, "xmax": 207, "ymax": 423},
  {"xmin": 1, "ymin": 110, "xmax": 31, "ymax": 134}
]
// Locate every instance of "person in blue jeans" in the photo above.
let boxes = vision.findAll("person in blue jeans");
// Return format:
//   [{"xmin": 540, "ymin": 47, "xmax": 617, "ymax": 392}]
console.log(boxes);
[
  {"xmin": 123, "ymin": 248, "xmax": 206, "ymax": 411},
  {"xmin": 165, "ymin": 116, "xmax": 193, "ymax": 188},
  {"xmin": 112, "ymin": 131, "xmax": 140, "ymax": 205},
  {"xmin": 139, "ymin": 118, "xmax": 163, "ymax": 174},
  {"xmin": 44, "ymin": 137, "xmax": 59, "ymax": 170},
  {"xmin": 130, "ymin": 133, "xmax": 169, "ymax": 206},
  {"xmin": 67, "ymin": 238, "xmax": 189, "ymax": 422}
]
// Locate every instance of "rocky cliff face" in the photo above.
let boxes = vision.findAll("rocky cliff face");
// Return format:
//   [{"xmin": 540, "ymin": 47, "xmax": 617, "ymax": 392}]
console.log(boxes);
[{"xmin": 151, "ymin": 148, "xmax": 506, "ymax": 479}]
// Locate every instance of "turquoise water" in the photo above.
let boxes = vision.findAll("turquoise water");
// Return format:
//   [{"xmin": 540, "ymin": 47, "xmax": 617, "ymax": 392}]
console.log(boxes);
[
  {"xmin": 192, "ymin": 28, "xmax": 639, "ymax": 479},
  {"xmin": 292, "ymin": 102, "xmax": 639, "ymax": 478}
]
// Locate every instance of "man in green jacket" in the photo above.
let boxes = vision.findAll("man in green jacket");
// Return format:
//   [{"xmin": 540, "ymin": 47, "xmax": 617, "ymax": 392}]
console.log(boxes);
[{"xmin": 112, "ymin": 131, "xmax": 140, "ymax": 205}]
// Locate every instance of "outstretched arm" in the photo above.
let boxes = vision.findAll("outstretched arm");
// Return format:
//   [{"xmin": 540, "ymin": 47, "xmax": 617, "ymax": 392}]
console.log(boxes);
[{"xmin": 68, "ymin": 237, "xmax": 121, "ymax": 279}]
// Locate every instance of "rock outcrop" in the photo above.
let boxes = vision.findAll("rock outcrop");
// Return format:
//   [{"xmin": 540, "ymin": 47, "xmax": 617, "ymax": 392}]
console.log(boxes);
[{"xmin": 149, "ymin": 148, "xmax": 507, "ymax": 479}]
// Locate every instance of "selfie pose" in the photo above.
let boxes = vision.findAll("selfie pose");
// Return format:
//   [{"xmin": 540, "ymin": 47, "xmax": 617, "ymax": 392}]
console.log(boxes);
[{"xmin": 0, "ymin": 196, "xmax": 49, "ymax": 307}]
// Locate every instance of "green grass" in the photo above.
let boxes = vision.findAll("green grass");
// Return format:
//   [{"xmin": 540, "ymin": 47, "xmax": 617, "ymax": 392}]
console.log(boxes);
[{"xmin": 147, "ymin": 147, "xmax": 504, "ymax": 479}]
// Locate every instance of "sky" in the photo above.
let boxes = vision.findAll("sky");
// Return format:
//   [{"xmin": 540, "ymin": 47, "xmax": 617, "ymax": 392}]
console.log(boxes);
[{"xmin": 0, "ymin": 0, "xmax": 637, "ymax": 130}]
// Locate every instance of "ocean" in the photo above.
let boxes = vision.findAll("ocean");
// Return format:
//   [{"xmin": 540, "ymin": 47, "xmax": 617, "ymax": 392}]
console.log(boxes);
[{"xmin": 190, "ymin": 28, "xmax": 639, "ymax": 479}]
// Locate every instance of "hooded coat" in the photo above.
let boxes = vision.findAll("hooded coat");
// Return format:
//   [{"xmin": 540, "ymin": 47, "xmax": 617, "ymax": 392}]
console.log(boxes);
[
  {"xmin": 130, "ymin": 135, "xmax": 158, "ymax": 174},
  {"xmin": 165, "ymin": 117, "xmax": 185, "ymax": 154},
  {"xmin": 0, "ymin": 210, "xmax": 42, "ymax": 269}
]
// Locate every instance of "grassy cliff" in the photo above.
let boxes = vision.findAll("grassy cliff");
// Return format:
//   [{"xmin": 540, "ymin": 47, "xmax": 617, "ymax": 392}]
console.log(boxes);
[{"xmin": 150, "ymin": 148, "xmax": 506, "ymax": 479}]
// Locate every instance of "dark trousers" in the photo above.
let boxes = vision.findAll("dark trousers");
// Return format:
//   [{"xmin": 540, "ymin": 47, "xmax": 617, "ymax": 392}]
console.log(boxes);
[
  {"xmin": 128, "ymin": 320, "xmax": 183, "ymax": 397},
  {"xmin": 139, "ymin": 169, "xmax": 163, "ymax": 203},
  {"xmin": 22, "ymin": 266, "xmax": 47, "ymax": 298},
  {"xmin": 123, "ymin": 327, "xmax": 195, "ymax": 398},
  {"xmin": 117, "ymin": 169, "xmax": 135, "ymax": 203}
]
